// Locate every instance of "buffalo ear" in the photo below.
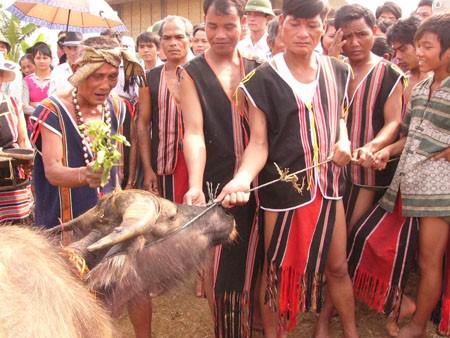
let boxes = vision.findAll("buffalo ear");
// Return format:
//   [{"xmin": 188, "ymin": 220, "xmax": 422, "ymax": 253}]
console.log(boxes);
[{"xmin": 87, "ymin": 196, "xmax": 160, "ymax": 252}]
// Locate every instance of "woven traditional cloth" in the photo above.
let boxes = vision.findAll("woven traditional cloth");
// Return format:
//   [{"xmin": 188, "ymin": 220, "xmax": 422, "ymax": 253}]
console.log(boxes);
[
  {"xmin": 180, "ymin": 54, "xmax": 262, "ymax": 338},
  {"xmin": 0, "ymin": 183, "xmax": 31, "ymax": 222},
  {"xmin": 347, "ymin": 198, "xmax": 418, "ymax": 317}
]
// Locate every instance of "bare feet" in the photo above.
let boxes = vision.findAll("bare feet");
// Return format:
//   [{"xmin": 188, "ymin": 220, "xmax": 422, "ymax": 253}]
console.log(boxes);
[
  {"xmin": 385, "ymin": 296, "xmax": 416, "ymax": 337},
  {"xmin": 313, "ymin": 318, "xmax": 332, "ymax": 338},
  {"xmin": 397, "ymin": 322, "xmax": 425, "ymax": 338}
]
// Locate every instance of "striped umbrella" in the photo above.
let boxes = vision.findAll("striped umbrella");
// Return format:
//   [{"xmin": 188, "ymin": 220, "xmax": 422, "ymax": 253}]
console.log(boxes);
[{"xmin": 4, "ymin": 0, "xmax": 127, "ymax": 33}]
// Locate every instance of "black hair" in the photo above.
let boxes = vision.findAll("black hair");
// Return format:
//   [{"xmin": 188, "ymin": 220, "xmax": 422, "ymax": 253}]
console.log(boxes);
[
  {"xmin": 135, "ymin": 31, "xmax": 160, "ymax": 51},
  {"xmin": 417, "ymin": 0, "xmax": 433, "ymax": 8},
  {"xmin": 415, "ymin": 13, "xmax": 450, "ymax": 57},
  {"xmin": 334, "ymin": 4, "xmax": 376, "ymax": 30},
  {"xmin": 273, "ymin": 8, "xmax": 282, "ymax": 16},
  {"xmin": 372, "ymin": 36, "xmax": 393, "ymax": 59},
  {"xmin": 324, "ymin": 9, "xmax": 336, "ymax": 34},
  {"xmin": 377, "ymin": 17, "xmax": 394, "ymax": 34},
  {"xmin": 386, "ymin": 16, "xmax": 421, "ymax": 46},
  {"xmin": 31, "ymin": 42, "xmax": 52, "ymax": 59},
  {"xmin": 19, "ymin": 53, "xmax": 34, "ymax": 65},
  {"xmin": 203, "ymin": 0, "xmax": 246, "ymax": 18},
  {"xmin": 375, "ymin": 1, "xmax": 402, "ymax": 20},
  {"xmin": 82, "ymin": 36, "xmax": 120, "ymax": 49},
  {"xmin": 100, "ymin": 29, "xmax": 122, "ymax": 44},
  {"xmin": 267, "ymin": 17, "xmax": 280, "ymax": 44},
  {"xmin": 193, "ymin": 23, "xmax": 206, "ymax": 37},
  {"xmin": 282, "ymin": 0, "xmax": 329, "ymax": 20}
]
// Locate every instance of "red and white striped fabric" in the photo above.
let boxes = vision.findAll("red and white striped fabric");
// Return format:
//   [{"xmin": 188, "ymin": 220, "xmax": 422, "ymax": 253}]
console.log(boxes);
[{"xmin": 0, "ymin": 184, "xmax": 32, "ymax": 222}]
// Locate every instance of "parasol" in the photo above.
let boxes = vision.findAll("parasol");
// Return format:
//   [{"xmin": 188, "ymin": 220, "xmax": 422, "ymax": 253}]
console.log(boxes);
[{"xmin": 4, "ymin": 0, "xmax": 127, "ymax": 33}]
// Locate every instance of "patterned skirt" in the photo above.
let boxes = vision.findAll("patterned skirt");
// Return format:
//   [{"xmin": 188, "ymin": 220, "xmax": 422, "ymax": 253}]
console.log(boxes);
[
  {"xmin": 266, "ymin": 192, "xmax": 337, "ymax": 331},
  {"xmin": 347, "ymin": 197, "xmax": 418, "ymax": 318}
]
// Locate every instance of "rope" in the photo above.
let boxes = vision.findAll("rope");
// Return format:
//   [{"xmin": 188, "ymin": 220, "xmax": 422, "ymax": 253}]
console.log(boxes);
[
  {"xmin": 110, "ymin": 157, "xmax": 402, "ymax": 252},
  {"xmin": 142, "ymin": 159, "xmax": 333, "ymax": 249}
]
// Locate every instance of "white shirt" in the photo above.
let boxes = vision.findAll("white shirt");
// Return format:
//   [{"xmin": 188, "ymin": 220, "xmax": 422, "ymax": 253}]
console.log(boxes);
[
  {"xmin": 273, "ymin": 53, "xmax": 319, "ymax": 105},
  {"xmin": 237, "ymin": 33, "xmax": 270, "ymax": 61},
  {"xmin": 48, "ymin": 62, "xmax": 73, "ymax": 96}
]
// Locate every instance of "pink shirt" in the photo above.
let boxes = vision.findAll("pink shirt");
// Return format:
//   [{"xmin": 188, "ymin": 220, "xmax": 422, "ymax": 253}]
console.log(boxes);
[{"xmin": 22, "ymin": 73, "xmax": 51, "ymax": 115}]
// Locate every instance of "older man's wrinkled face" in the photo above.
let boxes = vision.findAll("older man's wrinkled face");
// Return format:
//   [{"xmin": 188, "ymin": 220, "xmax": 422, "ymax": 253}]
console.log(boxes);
[
  {"xmin": 77, "ymin": 63, "xmax": 119, "ymax": 107},
  {"xmin": 161, "ymin": 20, "xmax": 190, "ymax": 64},
  {"xmin": 64, "ymin": 45, "xmax": 82, "ymax": 65}
]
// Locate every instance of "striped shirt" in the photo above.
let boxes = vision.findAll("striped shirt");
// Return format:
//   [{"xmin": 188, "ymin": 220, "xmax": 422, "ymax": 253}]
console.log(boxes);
[
  {"xmin": 380, "ymin": 75, "xmax": 450, "ymax": 217},
  {"xmin": 347, "ymin": 58, "xmax": 405, "ymax": 188},
  {"xmin": 147, "ymin": 65, "xmax": 183, "ymax": 175},
  {"xmin": 241, "ymin": 54, "xmax": 351, "ymax": 211}
]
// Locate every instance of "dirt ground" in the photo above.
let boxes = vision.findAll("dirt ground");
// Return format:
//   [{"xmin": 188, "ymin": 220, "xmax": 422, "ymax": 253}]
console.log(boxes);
[{"xmin": 119, "ymin": 275, "xmax": 443, "ymax": 338}]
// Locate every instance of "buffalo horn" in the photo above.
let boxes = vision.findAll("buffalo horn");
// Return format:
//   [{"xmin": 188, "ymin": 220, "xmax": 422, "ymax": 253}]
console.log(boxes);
[{"xmin": 87, "ymin": 197, "xmax": 160, "ymax": 252}]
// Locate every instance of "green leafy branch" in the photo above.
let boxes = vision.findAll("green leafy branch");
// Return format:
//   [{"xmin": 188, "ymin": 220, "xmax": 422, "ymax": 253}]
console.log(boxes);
[{"xmin": 79, "ymin": 121, "xmax": 130, "ymax": 187}]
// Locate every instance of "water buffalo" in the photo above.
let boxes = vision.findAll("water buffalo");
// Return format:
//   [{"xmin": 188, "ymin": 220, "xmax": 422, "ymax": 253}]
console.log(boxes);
[
  {"xmin": 49, "ymin": 190, "xmax": 237, "ymax": 315},
  {"xmin": 0, "ymin": 225, "xmax": 116, "ymax": 338}
]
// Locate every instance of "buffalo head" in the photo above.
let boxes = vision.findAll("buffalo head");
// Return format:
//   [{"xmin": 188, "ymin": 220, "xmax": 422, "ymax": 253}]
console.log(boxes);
[{"xmin": 49, "ymin": 190, "xmax": 236, "ymax": 314}]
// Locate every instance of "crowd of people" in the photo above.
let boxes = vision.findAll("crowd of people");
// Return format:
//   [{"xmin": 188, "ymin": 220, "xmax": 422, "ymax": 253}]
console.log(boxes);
[{"xmin": 0, "ymin": 0, "xmax": 449, "ymax": 337}]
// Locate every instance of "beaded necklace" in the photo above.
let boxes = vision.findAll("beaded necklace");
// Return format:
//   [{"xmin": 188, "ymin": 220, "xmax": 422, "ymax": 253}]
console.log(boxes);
[{"xmin": 71, "ymin": 87, "xmax": 111, "ymax": 165}]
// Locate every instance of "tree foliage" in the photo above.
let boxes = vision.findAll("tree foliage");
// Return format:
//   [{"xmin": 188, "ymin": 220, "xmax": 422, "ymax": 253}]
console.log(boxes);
[{"xmin": 0, "ymin": 4, "xmax": 42, "ymax": 62}]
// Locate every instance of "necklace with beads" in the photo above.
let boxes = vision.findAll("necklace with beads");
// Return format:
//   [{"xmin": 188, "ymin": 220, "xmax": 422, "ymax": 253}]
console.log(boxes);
[{"xmin": 71, "ymin": 87, "xmax": 112, "ymax": 165}]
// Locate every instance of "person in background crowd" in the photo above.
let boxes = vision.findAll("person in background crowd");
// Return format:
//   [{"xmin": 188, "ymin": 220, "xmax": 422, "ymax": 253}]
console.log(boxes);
[
  {"xmin": 57, "ymin": 31, "xmax": 67, "ymax": 65},
  {"xmin": 191, "ymin": 23, "xmax": 210, "ymax": 55},
  {"xmin": 19, "ymin": 53, "xmax": 35, "ymax": 77},
  {"xmin": 138, "ymin": 15, "xmax": 191, "ymax": 200},
  {"xmin": 48, "ymin": 32, "xmax": 83, "ymax": 96},
  {"xmin": 0, "ymin": 32, "xmax": 23, "ymax": 104},
  {"xmin": 375, "ymin": 1, "xmax": 402, "ymax": 23},
  {"xmin": 136, "ymin": 31, "xmax": 162, "ymax": 71},
  {"xmin": 138, "ymin": 14, "xmax": 193, "ymax": 299},
  {"xmin": 415, "ymin": 0, "xmax": 433, "ymax": 21},
  {"xmin": 387, "ymin": 15, "xmax": 429, "ymax": 102},
  {"xmin": 376, "ymin": 17, "xmax": 395, "ymax": 37},
  {"xmin": 0, "ymin": 52, "xmax": 32, "ymax": 224},
  {"xmin": 433, "ymin": 0, "xmax": 450, "ymax": 14},
  {"xmin": 149, "ymin": 19, "xmax": 168, "ymax": 62},
  {"xmin": 372, "ymin": 36, "xmax": 393, "ymax": 60},
  {"xmin": 178, "ymin": 0, "xmax": 262, "ymax": 335},
  {"xmin": 22, "ymin": 42, "xmax": 52, "ymax": 130},
  {"xmin": 240, "ymin": 22, "xmax": 250, "ymax": 41},
  {"xmin": 237, "ymin": 0, "xmax": 275, "ymax": 60},
  {"xmin": 321, "ymin": 10, "xmax": 339, "ymax": 56},
  {"xmin": 101, "ymin": 29, "xmax": 124, "ymax": 47},
  {"xmin": 266, "ymin": 16, "xmax": 285, "ymax": 58}
]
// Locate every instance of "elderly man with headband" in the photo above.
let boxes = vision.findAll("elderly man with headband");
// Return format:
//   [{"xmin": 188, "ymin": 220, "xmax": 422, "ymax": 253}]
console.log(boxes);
[{"xmin": 29, "ymin": 35, "xmax": 152, "ymax": 337}]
